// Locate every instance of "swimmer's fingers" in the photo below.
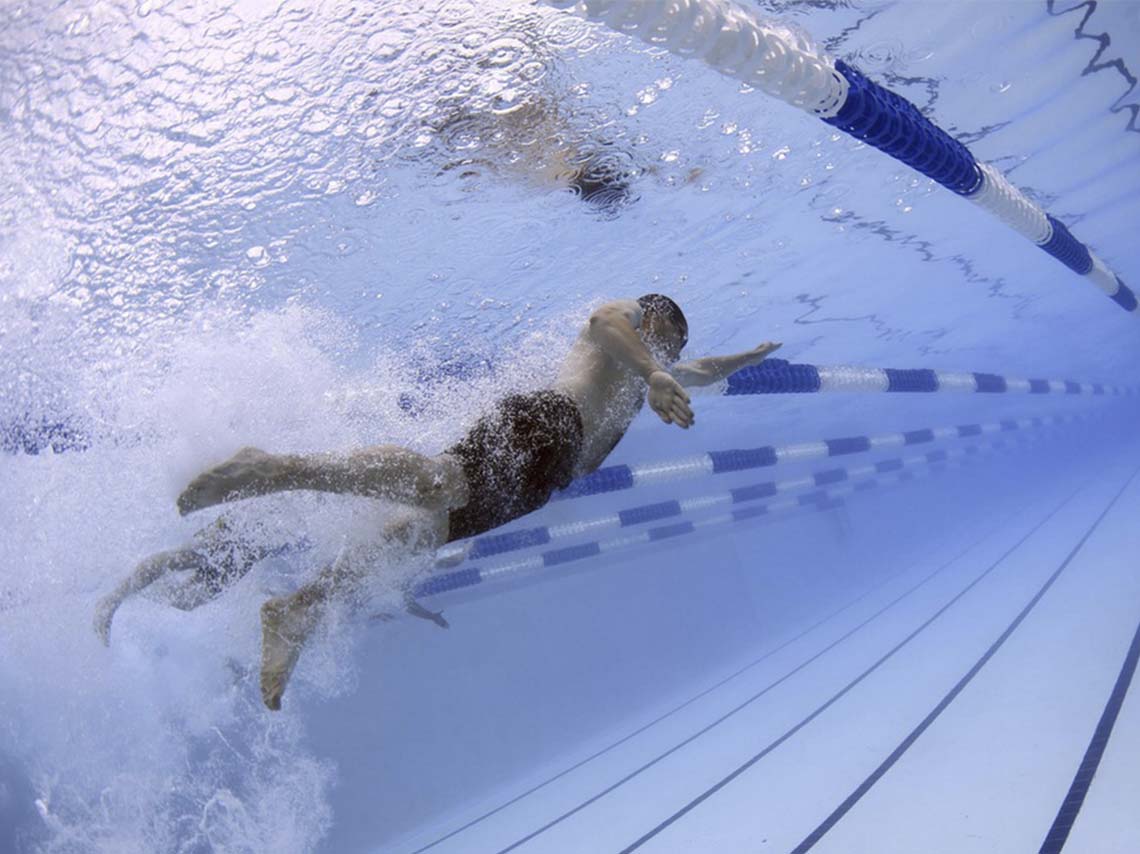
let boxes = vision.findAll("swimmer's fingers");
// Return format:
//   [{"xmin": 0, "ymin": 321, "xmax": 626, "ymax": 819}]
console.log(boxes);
[
  {"xmin": 655, "ymin": 391, "xmax": 693, "ymax": 428},
  {"xmin": 660, "ymin": 390, "xmax": 693, "ymax": 428},
  {"xmin": 670, "ymin": 399, "xmax": 694, "ymax": 429}
]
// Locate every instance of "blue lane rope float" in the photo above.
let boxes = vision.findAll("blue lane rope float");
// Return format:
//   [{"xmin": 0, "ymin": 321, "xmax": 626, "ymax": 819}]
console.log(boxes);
[
  {"xmin": 542, "ymin": 0, "xmax": 1137, "ymax": 314},
  {"xmin": 552, "ymin": 412, "xmax": 1085, "ymax": 502},
  {"xmin": 1, "ymin": 361, "xmax": 1125, "ymax": 457},
  {"xmin": 431, "ymin": 414, "xmax": 1072, "ymax": 570},
  {"xmin": 713, "ymin": 359, "xmax": 1132, "ymax": 397},
  {"xmin": 414, "ymin": 432, "xmax": 1037, "ymax": 600}
]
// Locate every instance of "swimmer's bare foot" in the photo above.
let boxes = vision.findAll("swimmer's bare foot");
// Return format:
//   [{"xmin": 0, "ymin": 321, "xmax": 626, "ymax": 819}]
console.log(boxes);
[
  {"xmin": 93, "ymin": 594, "xmax": 122, "ymax": 646},
  {"xmin": 177, "ymin": 447, "xmax": 279, "ymax": 516},
  {"xmin": 259, "ymin": 595, "xmax": 317, "ymax": 711}
]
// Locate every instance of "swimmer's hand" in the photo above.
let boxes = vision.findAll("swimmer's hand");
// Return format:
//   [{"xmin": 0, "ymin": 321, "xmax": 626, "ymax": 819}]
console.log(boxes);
[
  {"xmin": 748, "ymin": 341, "xmax": 782, "ymax": 363},
  {"xmin": 648, "ymin": 370, "xmax": 693, "ymax": 429}
]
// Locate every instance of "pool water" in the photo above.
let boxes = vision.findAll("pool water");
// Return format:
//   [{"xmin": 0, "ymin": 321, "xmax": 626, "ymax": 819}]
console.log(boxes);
[{"xmin": 2, "ymin": 1, "xmax": 1139, "ymax": 852}]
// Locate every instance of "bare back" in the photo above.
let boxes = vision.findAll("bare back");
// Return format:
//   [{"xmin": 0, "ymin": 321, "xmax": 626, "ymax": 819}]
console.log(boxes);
[{"xmin": 553, "ymin": 300, "xmax": 648, "ymax": 476}]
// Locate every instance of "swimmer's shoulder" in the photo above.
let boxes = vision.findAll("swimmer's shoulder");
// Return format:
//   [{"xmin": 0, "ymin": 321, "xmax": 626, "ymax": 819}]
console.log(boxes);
[{"xmin": 585, "ymin": 299, "xmax": 643, "ymax": 335}]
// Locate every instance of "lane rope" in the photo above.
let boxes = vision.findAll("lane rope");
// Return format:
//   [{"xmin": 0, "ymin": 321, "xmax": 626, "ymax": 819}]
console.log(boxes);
[{"xmin": 543, "ymin": 0, "xmax": 1136, "ymax": 313}]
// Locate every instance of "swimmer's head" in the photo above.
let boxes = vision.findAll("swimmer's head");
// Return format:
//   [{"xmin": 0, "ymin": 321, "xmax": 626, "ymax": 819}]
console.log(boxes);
[
  {"xmin": 637, "ymin": 294, "xmax": 688, "ymax": 362},
  {"xmin": 569, "ymin": 167, "xmax": 633, "ymax": 214},
  {"xmin": 569, "ymin": 147, "xmax": 637, "ymax": 216}
]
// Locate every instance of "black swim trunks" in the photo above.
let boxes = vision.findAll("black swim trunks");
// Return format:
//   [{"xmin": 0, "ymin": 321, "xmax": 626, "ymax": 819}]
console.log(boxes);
[{"xmin": 445, "ymin": 390, "xmax": 584, "ymax": 542}]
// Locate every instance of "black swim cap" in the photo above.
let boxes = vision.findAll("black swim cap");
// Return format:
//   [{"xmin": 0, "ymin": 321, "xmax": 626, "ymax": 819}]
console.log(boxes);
[{"xmin": 637, "ymin": 294, "xmax": 688, "ymax": 346}]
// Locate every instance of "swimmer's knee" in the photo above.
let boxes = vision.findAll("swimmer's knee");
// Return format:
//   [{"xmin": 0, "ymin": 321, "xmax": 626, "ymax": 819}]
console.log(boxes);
[
  {"xmin": 430, "ymin": 454, "xmax": 469, "ymax": 510},
  {"xmin": 383, "ymin": 508, "xmax": 450, "ymax": 550}
]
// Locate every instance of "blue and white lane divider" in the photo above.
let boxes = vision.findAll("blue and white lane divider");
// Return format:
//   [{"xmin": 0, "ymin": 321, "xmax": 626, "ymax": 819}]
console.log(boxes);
[
  {"xmin": 415, "ymin": 433, "xmax": 1033, "ymax": 600},
  {"xmin": 542, "ymin": 0, "xmax": 1137, "ymax": 314},
  {"xmin": 550, "ymin": 412, "xmax": 1085, "ymax": 502},
  {"xmin": 432, "ymin": 414, "xmax": 1068, "ymax": 569},
  {"xmin": 712, "ymin": 359, "xmax": 1132, "ymax": 397}
]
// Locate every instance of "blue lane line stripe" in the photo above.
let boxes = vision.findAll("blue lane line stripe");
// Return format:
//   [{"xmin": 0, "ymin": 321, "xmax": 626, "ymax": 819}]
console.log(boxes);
[
  {"xmin": 1039, "ymin": 616, "xmax": 1140, "ymax": 854},
  {"xmin": 724, "ymin": 361, "xmax": 821, "ymax": 394},
  {"xmin": 826, "ymin": 436, "xmax": 871, "ymax": 456},
  {"xmin": 904, "ymin": 428, "xmax": 935, "ymax": 445},
  {"xmin": 495, "ymin": 503, "xmax": 1034, "ymax": 854},
  {"xmin": 649, "ymin": 521, "xmax": 695, "ymax": 541},
  {"xmin": 814, "ymin": 468, "xmax": 848, "ymax": 487},
  {"xmin": 732, "ymin": 505, "xmax": 769, "ymax": 522},
  {"xmin": 549, "ymin": 414, "xmax": 1081, "ymax": 502},
  {"xmin": 467, "ymin": 528, "xmax": 551, "ymax": 560},
  {"xmin": 716, "ymin": 359, "xmax": 1119, "ymax": 398},
  {"xmin": 974, "ymin": 372, "xmax": 1008, "ymax": 393},
  {"xmin": 1109, "ymin": 278, "xmax": 1138, "ymax": 312},
  {"xmin": 618, "ymin": 481, "xmax": 1095, "ymax": 854},
  {"xmin": 825, "ymin": 60, "xmax": 982, "ymax": 195},
  {"xmin": 1041, "ymin": 215, "xmax": 1094, "ymax": 276},
  {"xmin": 543, "ymin": 542, "xmax": 600, "ymax": 567},
  {"xmin": 792, "ymin": 467, "xmax": 1139, "ymax": 854},
  {"xmin": 454, "ymin": 430, "xmax": 1043, "ymax": 570},
  {"xmin": 424, "ymin": 442, "xmax": 1013, "ymax": 601},
  {"xmin": 885, "ymin": 368, "xmax": 938, "ymax": 392},
  {"xmin": 731, "ymin": 481, "xmax": 778, "ymax": 503},
  {"xmin": 413, "ymin": 568, "xmax": 482, "ymax": 598},
  {"xmin": 709, "ymin": 446, "xmax": 778, "ymax": 473},
  {"xmin": 619, "ymin": 500, "xmax": 682, "ymax": 527},
  {"xmin": 557, "ymin": 464, "xmax": 634, "ymax": 499}
]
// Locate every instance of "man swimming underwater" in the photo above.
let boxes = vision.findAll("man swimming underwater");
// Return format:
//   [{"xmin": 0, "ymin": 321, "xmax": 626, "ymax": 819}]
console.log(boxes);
[{"xmin": 95, "ymin": 295, "xmax": 781, "ymax": 710}]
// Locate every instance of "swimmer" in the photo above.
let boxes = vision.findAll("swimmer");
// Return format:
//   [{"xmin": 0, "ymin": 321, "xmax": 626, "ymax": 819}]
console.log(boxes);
[{"xmin": 95, "ymin": 295, "xmax": 781, "ymax": 710}]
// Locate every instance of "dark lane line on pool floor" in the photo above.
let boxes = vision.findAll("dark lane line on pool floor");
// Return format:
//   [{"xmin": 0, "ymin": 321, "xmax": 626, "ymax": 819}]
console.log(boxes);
[
  {"xmin": 410, "ymin": 511, "xmax": 1015, "ymax": 854},
  {"xmin": 487, "ymin": 483, "xmax": 1069, "ymax": 854},
  {"xmin": 611, "ymin": 475, "xmax": 1098, "ymax": 854},
  {"xmin": 1039, "ymin": 613, "xmax": 1140, "ymax": 853},
  {"xmin": 789, "ymin": 463, "xmax": 1140, "ymax": 854}
]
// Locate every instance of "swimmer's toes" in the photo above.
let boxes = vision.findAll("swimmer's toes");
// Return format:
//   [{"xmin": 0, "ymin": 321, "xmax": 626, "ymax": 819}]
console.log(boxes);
[
  {"xmin": 93, "ymin": 599, "xmax": 116, "ymax": 646},
  {"xmin": 261, "ymin": 675, "xmax": 284, "ymax": 711},
  {"xmin": 176, "ymin": 484, "xmax": 204, "ymax": 516}
]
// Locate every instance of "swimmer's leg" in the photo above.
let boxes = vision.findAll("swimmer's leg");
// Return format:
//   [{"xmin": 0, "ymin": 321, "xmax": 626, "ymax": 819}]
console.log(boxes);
[
  {"xmin": 95, "ymin": 547, "xmax": 201, "ymax": 645},
  {"xmin": 177, "ymin": 446, "xmax": 468, "ymax": 516},
  {"xmin": 164, "ymin": 522, "xmax": 282, "ymax": 611},
  {"xmin": 94, "ymin": 516, "xmax": 272, "ymax": 645},
  {"xmin": 259, "ymin": 510, "xmax": 448, "ymax": 710}
]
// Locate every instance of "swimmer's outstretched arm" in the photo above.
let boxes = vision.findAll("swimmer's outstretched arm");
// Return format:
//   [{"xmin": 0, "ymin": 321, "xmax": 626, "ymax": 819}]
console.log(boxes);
[{"xmin": 671, "ymin": 341, "xmax": 782, "ymax": 388}]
